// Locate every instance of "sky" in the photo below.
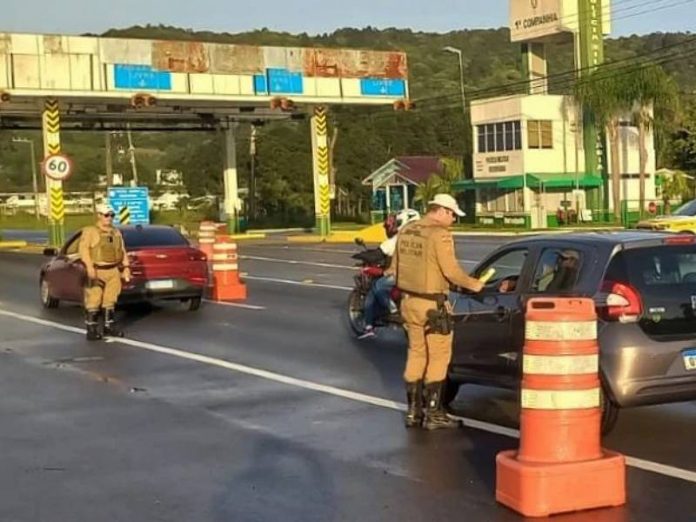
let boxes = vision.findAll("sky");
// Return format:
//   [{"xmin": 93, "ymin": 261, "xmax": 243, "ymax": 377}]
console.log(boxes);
[{"xmin": 2, "ymin": 0, "xmax": 695, "ymax": 37}]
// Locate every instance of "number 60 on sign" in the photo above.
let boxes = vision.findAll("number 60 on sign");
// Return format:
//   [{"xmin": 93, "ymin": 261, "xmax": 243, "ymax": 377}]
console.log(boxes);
[{"xmin": 42, "ymin": 154, "xmax": 73, "ymax": 181}]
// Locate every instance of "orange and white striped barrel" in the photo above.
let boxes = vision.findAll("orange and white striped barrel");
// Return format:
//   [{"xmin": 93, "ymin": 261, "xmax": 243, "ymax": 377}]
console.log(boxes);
[
  {"xmin": 496, "ymin": 297, "xmax": 625, "ymax": 518},
  {"xmin": 198, "ymin": 221, "xmax": 217, "ymax": 259},
  {"xmin": 518, "ymin": 297, "xmax": 602, "ymax": 463},
  {"xmin": 211, "ymin": 235, "xmax": 247, "ymax": 301}
]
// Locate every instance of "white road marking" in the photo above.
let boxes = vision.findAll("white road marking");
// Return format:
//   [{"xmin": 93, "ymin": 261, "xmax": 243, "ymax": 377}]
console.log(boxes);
[
  {"xmin": 249, "ymin": 245, "xmax": 357, "ymax": 255},
  {"xmin": 241, "ymin": 255, "xmax": 357, "ymax": 271},
  {"xmin": 203, "ymin": 300, "xmax": 266, "ymax": 311},
  {"xmin": 242, "ymin": 275, "xmax": 353, "ymax": 291},
  {"xmin": 1, "ymin": 307, "xmax": 694, "ymax": 485}
]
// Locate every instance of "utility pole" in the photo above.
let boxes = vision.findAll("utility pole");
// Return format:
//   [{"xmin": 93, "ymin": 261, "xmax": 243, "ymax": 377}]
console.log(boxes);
[
  {"xmin": 126, "ymin": 124, "xmax": 138, "ymax": 186},
  {"xmin": 249, "ymin": 125, "xmax": 257, "ymax": 221},
  {"xmin": 12, "ymin": 137, "xmax": 40, "ymax": 220},
  {"xmin": 443, "ymin": 46, "xmax": 467, "ymax": 117},
  {"xmin": 105, "ymin": 132, "xmax": 114, "ymax": 187}
]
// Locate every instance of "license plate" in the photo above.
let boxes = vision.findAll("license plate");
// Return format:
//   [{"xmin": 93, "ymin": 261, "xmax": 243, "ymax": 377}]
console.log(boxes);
[
  {"xmin": 146, "ymin": 280, "xmax": 175, "ymax": 290},
  {"xmin": 684, "ymin": 350, "xmax": 696, "ymax": 371}
]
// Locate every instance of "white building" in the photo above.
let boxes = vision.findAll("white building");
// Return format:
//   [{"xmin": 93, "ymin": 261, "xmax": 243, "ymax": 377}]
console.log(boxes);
[
  {"xmin": 455, "ymin": 0, "xmax": 657, "ymax": 229},
  {"xmin": 461, "ymin": 94, "xmax": 657, "ymax": 228}
]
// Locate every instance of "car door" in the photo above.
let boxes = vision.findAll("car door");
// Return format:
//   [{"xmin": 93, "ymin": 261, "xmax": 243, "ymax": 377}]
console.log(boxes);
[
  {"xmin": 48, "ymin": 232, "xmax": 85, "ymax": 302},
  {"xmin": 451, "ymin": 246, "xmax": 533, "ymax": 380}
]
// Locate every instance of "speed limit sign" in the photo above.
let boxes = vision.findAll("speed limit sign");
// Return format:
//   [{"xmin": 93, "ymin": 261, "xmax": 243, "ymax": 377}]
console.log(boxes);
[{"xmin": 42, "ymin": 154, "xmax": 73, "ymax": 181}]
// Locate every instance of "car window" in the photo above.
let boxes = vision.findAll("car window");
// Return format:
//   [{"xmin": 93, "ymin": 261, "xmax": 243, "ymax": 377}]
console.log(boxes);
[
  {"xmin": 532, "ymin": 248, "xmax": 582, "ymax": 293},
  {"xmin": 475, "ymin": 248, "xmax": 528, "ymax": 293},
  {"xmin": 606, "ymin": 245, "xmax": 696, "ymax": 338},
  {"xmin": 673, "ymin": 199, "xmax": 696, "ymax": 216},
  {"xmin": 64, "ymin": 233, "xmax": 82, "ymax": 256},
  {"xmin": 120, "ymin": 227, "xmax": 189, "ymax": 248}
]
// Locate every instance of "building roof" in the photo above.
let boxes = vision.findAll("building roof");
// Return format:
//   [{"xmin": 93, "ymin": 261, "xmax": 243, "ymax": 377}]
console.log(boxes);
[{"xmin": 362, "ymin": 156, "xmax": 443, "ymax": 188}]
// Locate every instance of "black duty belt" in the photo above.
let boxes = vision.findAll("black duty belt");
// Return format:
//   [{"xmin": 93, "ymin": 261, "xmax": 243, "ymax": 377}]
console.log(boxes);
[
  {"xmin": 403, "ymin": 291, "xmax": 447, "ymax": 304},
  {"xmin": 94, "ymin": 263, "xmax": 120, "ymax": 270}
]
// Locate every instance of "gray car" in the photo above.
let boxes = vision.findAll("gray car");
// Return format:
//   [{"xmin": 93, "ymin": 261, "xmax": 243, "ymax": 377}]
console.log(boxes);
[{"xmin": 446, "ymin": 231, "xmax": 696, "ymax": 435}]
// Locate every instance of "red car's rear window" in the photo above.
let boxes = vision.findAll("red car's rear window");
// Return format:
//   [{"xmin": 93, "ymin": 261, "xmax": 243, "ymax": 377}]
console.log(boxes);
[{"xmin": 120, "ymin": 227, "xmax": 189, "ymax": 248}]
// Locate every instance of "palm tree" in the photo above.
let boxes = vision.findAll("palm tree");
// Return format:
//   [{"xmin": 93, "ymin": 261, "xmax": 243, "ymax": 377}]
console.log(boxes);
[
  {"xmin": 661, "ymin": 170, "xmax": 690, "ymax": 215},
  {"xmin": 413, "ymin": 176, "xmax": 443, "ymax": 211},
  {"xmin": 625, "ymin": 64, "xmax": 679, "ymax": 218},
  {"xmin": 575, "ymin": 64, "xmax": 633, "ymax": 223},
  {"xmin": 412, "ymin": 157, "xmax": 464, "ymax": 211}
]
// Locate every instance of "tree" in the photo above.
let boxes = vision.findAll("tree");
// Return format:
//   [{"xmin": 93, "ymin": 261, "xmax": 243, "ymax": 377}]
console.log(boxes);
[
  {"xmin": 413, "ymin": 176, "xmax": 443, "ymax": 211},
  {"xmin": 666, "ymin": 98, "xmax": 696, "ymax": 176},
  {"xmin": 625, "ymin": 64, "xmax": 680, "ymax": 218},
  {"xmin": 661, "ymin": 170, "xmax": 690, "ymax": 214},
  {"xmin": 575, "ymin": 64, "xmax": 634, "ymax": 223}
]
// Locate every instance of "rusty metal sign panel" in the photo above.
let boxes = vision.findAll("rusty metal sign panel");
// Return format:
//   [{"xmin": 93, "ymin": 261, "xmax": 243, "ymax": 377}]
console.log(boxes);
[
  {"xmin": 305, "ymin": 49, "xmax": 408, "ymax": 79},
  {"xmin": 0, "ymin": 34, "xmax": 10, "ymax": 53},
  {"xmin": 100, "ymin": 38, "xmax": 152, "ymax": 65},
  {"xmin": 209, "ymin": 44, "xmax": 263, "ymax": 75},
  {"xmin": 43, "ymin": 35, "xmax": 67, "ymax": 54},
  {"xmin": 152, "ymin": 41, "xmax": 210, "ymax": 73}
]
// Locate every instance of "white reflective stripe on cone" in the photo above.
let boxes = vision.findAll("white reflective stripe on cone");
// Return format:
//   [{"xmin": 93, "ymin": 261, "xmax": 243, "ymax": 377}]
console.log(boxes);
[
  {"xmin": 521, "ymin": 388, "xmax": 600, "ymax": 410},
  {"xmin": 212, "ymin": 254, "xmax": 238, "ymax": 261},
  {"xmin": 213, "ymin": 264, "xmax": 239, "ymax": 271},
  {"xmin": 199, "ymin": 239, "xmax": 215, "ymax": 244},
  {"xmin": 523, "ymin": 354, "xmax": 599, "ymax": 375},
  {"xmin": 213, "ymin": 244, "xmax": 238, "ymax": 251},
  {"xmin": 525, "ymin": 320, "xmax": 597, "ymax": 341}
]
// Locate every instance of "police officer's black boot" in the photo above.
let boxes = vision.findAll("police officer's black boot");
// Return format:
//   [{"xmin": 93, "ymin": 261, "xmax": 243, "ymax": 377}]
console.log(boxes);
[
  {"xmin": 85, "ymin": 311, "xmax": 102, "ymax": 341},
  {"xmin": 423, "ymin": 381, "xmax": 461, "ymax": 430},
  {"xmin": 404, "ymin": 381, "xmax": 424, "ymax": 428},
  {"xmin": 103, "ymin": 308, "xmax": 124, "ymax": 338}
]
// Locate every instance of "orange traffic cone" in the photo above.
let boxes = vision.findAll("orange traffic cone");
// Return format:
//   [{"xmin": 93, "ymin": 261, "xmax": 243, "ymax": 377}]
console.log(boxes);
[
  {"xmin": 496, "ymin": 297, "xmax": 626, "ymax": 518},
  {"xmin": 198, "ymin": 221, "xmax": 217, "ymax": 260},
  {"xmin": 211, "ymin": 235, "xmax": 247, "ymax": 301}
]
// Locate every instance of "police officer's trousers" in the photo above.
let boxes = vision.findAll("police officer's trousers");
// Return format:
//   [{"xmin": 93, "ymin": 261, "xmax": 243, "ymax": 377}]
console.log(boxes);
[
  {"xmin": 84, "ymin": 267, "xmax": 122, "ymax": 312},
  {"xmin": 401, "ymin": 295, "xmax": 453, "ymax": 384}
]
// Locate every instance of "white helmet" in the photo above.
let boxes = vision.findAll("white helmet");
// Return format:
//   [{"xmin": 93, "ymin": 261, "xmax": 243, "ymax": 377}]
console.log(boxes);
[{"xmin": 396, "ymin": 209, "xmax": 420, "ymax": 230}]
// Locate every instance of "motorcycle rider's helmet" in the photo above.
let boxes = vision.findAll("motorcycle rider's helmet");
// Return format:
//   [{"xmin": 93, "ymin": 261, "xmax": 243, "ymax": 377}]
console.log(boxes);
[{"xmin": 396, "ymin": 209, "xmax": 421, "ymax": 230}]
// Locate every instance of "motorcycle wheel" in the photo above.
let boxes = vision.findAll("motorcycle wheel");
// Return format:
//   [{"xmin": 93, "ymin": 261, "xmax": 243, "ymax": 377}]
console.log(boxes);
[{"xmin": 347, "ymin": 289, "xmax": 367, "ymax": 335}]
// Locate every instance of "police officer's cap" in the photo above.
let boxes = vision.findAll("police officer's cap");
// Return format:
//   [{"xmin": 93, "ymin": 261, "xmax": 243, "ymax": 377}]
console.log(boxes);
[{"xmin": 428, "ymin": 194, "xmax": 466, "ymax": 217}]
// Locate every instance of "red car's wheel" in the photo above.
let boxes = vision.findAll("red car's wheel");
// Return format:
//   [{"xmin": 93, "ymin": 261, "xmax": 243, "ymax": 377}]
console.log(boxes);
[
  {"xmin": 187, "ymin": 297, "xmax": 202, "ymax": 311},
  {"xmin": 40, "ymin": 277, "xmax": 59, "ymax": 309}
]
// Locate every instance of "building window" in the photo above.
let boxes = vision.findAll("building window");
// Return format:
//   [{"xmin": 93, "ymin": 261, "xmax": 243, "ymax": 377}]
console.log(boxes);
[
  {"xmin": 477, "ymin": 121, "xmax": 522, "ymax": 153},
  {"xmin": 528, "ymin": 120, "xmax": 553, "ymax": 149}
]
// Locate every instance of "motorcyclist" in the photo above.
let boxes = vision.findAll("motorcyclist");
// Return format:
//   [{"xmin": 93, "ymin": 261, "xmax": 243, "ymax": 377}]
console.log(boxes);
[{"xmin": 358, "ymin": 208, "xmax": 421, "ymax": 339}]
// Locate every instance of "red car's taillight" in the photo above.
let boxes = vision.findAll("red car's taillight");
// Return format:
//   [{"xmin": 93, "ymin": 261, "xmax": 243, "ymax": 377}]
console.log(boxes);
[
  {"xmin": 188, "ymin": 251, "xmax": 207, "ymax": 262},
  {"xmin": 599, "ymin": 280, "xmax": 643, "ymax": 323}
]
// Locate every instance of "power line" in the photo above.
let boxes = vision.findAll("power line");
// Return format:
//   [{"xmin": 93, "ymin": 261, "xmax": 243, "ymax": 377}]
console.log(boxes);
[{"xmin": 414, "ymin": 33, "xmax": 696, "ymax": 109}]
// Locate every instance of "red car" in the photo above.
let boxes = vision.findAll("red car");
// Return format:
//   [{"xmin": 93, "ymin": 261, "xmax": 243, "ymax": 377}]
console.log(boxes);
[{"xmin": 40, "ymin": 225, "xmax": 208, "ymax": 311}]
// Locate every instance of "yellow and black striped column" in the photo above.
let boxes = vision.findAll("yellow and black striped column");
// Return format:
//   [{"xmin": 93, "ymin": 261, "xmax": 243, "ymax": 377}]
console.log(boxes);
[
  {"xmin": 311, "ymin": 106, "xmax": 331, "ymax": 237},
  {"xmin": 42, "ymin": 98, "xmax": 65, "ymax": 247},
  {"xmin": 119, "ymin": 205, "xmax": 131, "ymax": 225}
]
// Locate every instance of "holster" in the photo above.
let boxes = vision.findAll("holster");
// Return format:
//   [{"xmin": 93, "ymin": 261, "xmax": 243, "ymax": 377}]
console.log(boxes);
[{"xmin": 425, "ymin": 295, "xmax": 453, "ymax": 335}]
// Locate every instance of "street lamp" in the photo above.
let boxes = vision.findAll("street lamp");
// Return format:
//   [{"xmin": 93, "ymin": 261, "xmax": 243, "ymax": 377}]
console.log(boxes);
[
  {"xmin": 11, "ymin": 137, "xmax": 40, "ymax": 220},
  {"xmin": 443, "ymin": 46, "xmax": 467, "ymax": 116}
]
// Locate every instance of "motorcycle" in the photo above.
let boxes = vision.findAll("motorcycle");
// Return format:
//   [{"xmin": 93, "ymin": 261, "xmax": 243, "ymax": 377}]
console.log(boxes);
[{"xmin": 347, "ymin": 238, "xmax": 404, "ymax": 335}]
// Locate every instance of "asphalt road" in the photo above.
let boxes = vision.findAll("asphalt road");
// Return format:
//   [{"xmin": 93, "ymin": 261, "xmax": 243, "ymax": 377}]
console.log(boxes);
[{"xmin": 0, "ymin": 238, "xmax": 694, "ymax": 522}]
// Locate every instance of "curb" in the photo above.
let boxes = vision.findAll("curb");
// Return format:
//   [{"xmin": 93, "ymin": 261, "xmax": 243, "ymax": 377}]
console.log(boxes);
[
  {"xmin": 228, "ymin": 233, "xmax": 267, "ymax": 241},
  {"xmin": 0, "ymin": 241, "xmax": 29, "ymax": 249}
]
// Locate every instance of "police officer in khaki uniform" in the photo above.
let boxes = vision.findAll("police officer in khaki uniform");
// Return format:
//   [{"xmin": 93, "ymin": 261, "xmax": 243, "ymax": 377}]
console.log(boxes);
[
  {"xmin": 78, "ymin": 204, "xmax": 131, "ymax": 341},
  {"xmin": 390, "ymin": 194, "xmax": 484, "ymax": 430}
]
